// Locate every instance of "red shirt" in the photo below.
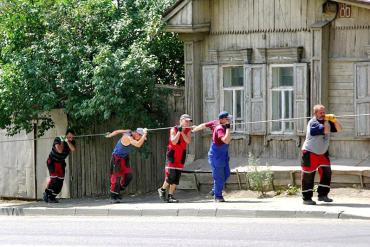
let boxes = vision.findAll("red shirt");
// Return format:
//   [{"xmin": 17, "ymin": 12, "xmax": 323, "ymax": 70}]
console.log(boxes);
[
  {"xmin": 167, "ymin": 126, "xmax": 191, "ymax": 165},
  {"xmin": 206, "ymin": 120, "xmax": 226, "ymax": 145}
]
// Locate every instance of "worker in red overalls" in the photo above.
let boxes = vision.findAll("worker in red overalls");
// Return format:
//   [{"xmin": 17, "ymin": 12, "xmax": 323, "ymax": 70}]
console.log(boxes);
[
  {"xmin": 158, "ymin": 114, "xmax": 192, "ymax": 203},
  {"xmin": 106, "ymin": 128, "xmax": 148, "ymax": 203}
]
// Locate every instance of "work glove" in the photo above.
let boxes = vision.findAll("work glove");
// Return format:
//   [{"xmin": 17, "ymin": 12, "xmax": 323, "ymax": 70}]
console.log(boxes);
[
  {"xmin": 105, "ymin": 132, "xmax": 111, "ymax": 138},
  {"xmin": 177, "ymin": 125, "xmax": 183, "ymax": 132},
  {"xmin": 324, "ymin": 114, "xmax": 336, "ymax": 123}
]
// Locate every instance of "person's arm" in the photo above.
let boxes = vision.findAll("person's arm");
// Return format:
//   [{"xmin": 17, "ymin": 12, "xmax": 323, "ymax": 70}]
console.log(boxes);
[
  {"xmin": 324, "ymin": 121, "xmax": 330, "ymax": 135},
  {"xmin": 191, "ymin": 123, "xmax": 207, "ymax": 132},
  {"xmin": 129, "ymin": 128, "xmax": 148, "ymax": 148},
  {"xmin": 53, "ymin": 137, "xmax": 64, "ymax": 153},
  {"xmin": 66, "ymin": 140, "xmax": 76, "ymax": 152},
  {"xmin": 181, "ymin": 129, "xmax": 192, "ymax": 144},
  {"xmin": 325, "ymin": 114, "xmax": 342, "ymax": 132},
  {"xmin": 333, "ymin": 119, "xmax": 343, "ymax": 132},
  {"xmin": 221, "ymin": 125, "xmax": 232, "ymax": 144},
  {"xmin": 310, "ymin": 122, "xmax": 325, "ymax": 136},
  {"xmin": 170, "ymin": 127, "xmax": 181, "ymax": 145},
  {"xmin": 54, "ymin": 143, "xmax": 64, "ymax": 153},
  {"xmin": 192, "ymin": 120, "xmax": 218, "ymax": 132},
  {"xmin": 106, "ymin": 129, "xmax": 130, "ymax": 138}
]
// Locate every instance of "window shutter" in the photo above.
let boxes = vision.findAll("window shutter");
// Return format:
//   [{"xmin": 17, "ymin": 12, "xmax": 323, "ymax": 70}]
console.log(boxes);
[
  {"xmin": 294, "ymin": 63, "xmax": 309, "ymax": 136},
  {"xmin": 245, "ymin": 64, "xmax": 267, "ymax": 134},
  {"xmin": 354, "ymin": 62, "xmax": 370, "ymax": 137},
  {"xmin": 203, "ymin": 65, "xmax": 219, "ymax": 121}
]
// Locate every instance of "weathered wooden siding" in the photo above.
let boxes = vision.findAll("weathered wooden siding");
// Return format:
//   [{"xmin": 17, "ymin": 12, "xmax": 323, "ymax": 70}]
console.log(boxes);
[
  {"xmin": 330, "ymin": 140, "xmax": 370, "ymax": 159},
  {"xmin": 326, "ymin": 5, "xmax": 370, "ymax": 158},
  {"xmin": 328, "ymin": 61, "xmax": 356, "ymax": 135},
  {"xmin": 168, "ymin": 0, "xmax": 193, "ymax": 26},
  {"xmin": 329, "ymin": 6, "xmax": 370, "ymax": 58},
  {"xmin": 192, "ymin": 0, "xmax": 210, "ymax": 24},
  {"xmin": 201, "ymin": 135, "xmax": 301, "ymax": 160},
  {"xmin": 205, "ymin": 0, "xmax": 333, "ymax": 60}
]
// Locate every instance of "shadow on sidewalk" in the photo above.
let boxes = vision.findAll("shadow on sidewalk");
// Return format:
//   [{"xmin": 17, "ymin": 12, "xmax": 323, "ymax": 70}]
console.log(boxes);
[{"xmin": 316, "ymin": 203, "xmax": 370, "ymax": 208}]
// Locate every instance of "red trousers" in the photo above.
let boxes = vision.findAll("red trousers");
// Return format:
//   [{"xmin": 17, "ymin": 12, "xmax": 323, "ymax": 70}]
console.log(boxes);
[
  {"xmin": 301, "ymin": 150, "xmax": 331, "ymax": 200},
  {"xmin": 45, "ymin": 157, "xmax": 66, "ymax": 197},
  {"xmin": 110, "ymin": 154, "xmax": 133, "ymax": 195}
]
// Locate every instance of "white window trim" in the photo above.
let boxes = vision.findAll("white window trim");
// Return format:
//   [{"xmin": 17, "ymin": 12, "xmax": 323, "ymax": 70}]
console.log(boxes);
[
  {"xmin": 220, "ymin": 65, "xmax": 245, "ymax": 133},
  {"xmin": 269, "ymin": 64, "xmax": 295, "ymax": 135}
]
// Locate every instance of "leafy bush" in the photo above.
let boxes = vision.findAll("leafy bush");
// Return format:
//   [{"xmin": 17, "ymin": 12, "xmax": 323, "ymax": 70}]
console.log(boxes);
[
  {"xmin": 286, "ymin": 184, "xmax": 299, "ymax": 195},
  {"xmin": 246, "ymin": 153, "xmax": 273, "ymax": 197}
]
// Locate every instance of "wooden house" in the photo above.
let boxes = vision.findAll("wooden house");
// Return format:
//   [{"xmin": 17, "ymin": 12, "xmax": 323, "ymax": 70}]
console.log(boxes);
[{"xmin": 163, "ymin": 0, "xmax": 370, "ymax": 163}]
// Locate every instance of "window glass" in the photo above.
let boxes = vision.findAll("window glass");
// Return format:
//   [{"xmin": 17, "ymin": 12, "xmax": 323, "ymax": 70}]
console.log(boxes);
[
  {"xmin": 272, "ymin": 67, "xmax": 293, "ymax": 88},
  {"xmin": 223, "ymin": 66, "xmax": 244, "ymax": 132},
  {"xmin": 224, "ymin": 67, "xmax": 243, "ymax": 87},
  {"xmin": 224, "ymin": 90, "xmax": 233, "ymax": 114},
  {"xmin": 271, "ymin": 66, "xmax": 294, "ymax": 133},
  {"xmin": 272, "ymin": 91, "xmax": 282, "ymax": 132}
]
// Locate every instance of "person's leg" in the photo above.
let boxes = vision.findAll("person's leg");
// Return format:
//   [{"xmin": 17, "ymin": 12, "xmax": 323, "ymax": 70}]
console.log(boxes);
[
  {"xmin": 301, "ymin": 170, "xmax": 316, "ymax": 201},
  {"xmin": 167, "ymin": 169, "xmax": 181, "ymax": 203},
  {"xmin": 121, "ymin": 173, "xmax": 133, "ymax": 192},
  {"xmin": 45, "ymin": 159, "xmax": 64, "ymax": 203},
  {"xmin": 301, "ymin": 151, "xmax": 317, "ymax": 204},
  {"xmin": 44, "ymin": 158, "xmax": 55, "ymax": 202},
  {"xmin": 158, "ymin": 167, "xmax": 171, "ymax": 201},
  {"xmin": 110, "ymin": 156, "xmax": 122, "ymax": 202},
  {"xmin": 317, "ymin": 165, "xmax": 332, "ymax": 201},
  {"xmin": 224, "ymin": 160, "xmax": 231, "ymax": 184},
  {"xmin": 212, "ymin": 165, "xmax": 226, "ymax": 200},
  {"xmin": 208, "ymin": 156, "xmax": 215, "ymax": 196}
]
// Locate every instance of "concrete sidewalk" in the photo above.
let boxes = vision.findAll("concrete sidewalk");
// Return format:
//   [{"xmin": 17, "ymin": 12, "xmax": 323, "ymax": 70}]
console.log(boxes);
[{"xmin": 1, "ymin": 189, "xmax": 370, "ymax": 220}]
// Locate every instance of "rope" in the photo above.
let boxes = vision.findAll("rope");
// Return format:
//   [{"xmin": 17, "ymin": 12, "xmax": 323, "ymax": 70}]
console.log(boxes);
[{"xmin": 0, "ymin": 113, "xmax": 369, "ymax": 144}]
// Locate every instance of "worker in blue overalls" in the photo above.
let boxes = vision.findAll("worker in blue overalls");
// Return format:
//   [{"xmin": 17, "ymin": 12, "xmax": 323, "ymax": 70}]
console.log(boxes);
[{"xmin": 192, "ymin": 111, "xmax": 232, "ymax": 202}]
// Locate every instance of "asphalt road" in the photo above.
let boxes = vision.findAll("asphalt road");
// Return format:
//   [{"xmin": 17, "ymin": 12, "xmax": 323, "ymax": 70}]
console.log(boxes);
[{"xmin": 0, "ymin": 216, "xmax": 370, "ymax": 247}]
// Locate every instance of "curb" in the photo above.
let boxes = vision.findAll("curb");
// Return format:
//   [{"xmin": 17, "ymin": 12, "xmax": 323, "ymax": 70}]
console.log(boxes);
[{"xmin": 1, "ymin": 207, "xmax": 369, "ymax": 220}]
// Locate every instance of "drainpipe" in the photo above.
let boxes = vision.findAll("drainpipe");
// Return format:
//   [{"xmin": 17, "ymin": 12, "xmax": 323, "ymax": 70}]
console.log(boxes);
[{"xmin": 33, "ymin": 122, "xmax": 38, "ymax": 200}]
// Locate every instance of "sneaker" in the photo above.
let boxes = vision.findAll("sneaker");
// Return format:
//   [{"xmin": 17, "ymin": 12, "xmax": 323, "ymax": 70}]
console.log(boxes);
[
  {"xmin": 318, "ymin": 196, "xmax": 333, "ymax": 202},
  {"xmin": 158, "ymin": 188, "xmax": 166, "ymax": 201},
  {"xmin": 42, "ymin": 192, "xmax": 49, "ymax": 203},
  {"xmin": 303, "ymin": 199, "xmax": 316, "ymax": 205},
  {"xmin": 167, "ymin": 196, "xmax": 179, "ymax": 203},
  {"xmin": 110, "ymin": 194, "xmax": 121, "ymax": 204},
  {"xmin": 208, "ymin": 190, "xmax": 215, "ymax": 197},
  {"xmin": 110, "ymin": 198, "xmax": 121, "ymax": 204},
  {"xmin": 215, "ymin": 197, "xmax": 226, "ymax": 202}
]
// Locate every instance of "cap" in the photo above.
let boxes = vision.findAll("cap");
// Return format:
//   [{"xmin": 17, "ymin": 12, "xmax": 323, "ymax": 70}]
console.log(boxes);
[
  {"xmin": 180, "ymin": 114, "xmax": 192, "ymax": 121},
  {"xmin": 135, "ymin": 128, "xmax": 145, "ymax": 136},
  {"xmin": 218, "ymin": 111, "xmax": 232, "ymax": 120}
]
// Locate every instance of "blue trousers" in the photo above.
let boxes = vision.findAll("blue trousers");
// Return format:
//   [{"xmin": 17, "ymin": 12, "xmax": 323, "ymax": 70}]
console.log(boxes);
[{"xmin": 208, "ymin": 143, "xmax": 230, "ymax": 198}]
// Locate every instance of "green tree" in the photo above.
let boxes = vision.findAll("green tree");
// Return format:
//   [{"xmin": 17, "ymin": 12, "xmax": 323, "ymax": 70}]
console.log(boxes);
[{"xmin": 0, "ymin": 0, "xmax": 183, "ymax": 136}]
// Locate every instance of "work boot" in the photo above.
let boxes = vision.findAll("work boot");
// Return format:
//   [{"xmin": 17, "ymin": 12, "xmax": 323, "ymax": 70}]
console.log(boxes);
[
  {"xmin": 158, "ymin": 188, "xmax": 166, "ymax": 201},
  {"xmin": 303, "ymin": 199, "xmax": 316, "ymax": 205},
  {"xmin": 215, "ymin": 197, "xmax": 226, "ymax": 203},
  {"xmin": 42, "ymin": 192, "xmax": 49, "ymax": 203},
  {"xmin": 48, "ymin": 196, "xmax": 59, "ymax": 203},
  {"xmin": 318, "ymin": 196, "xmax": 333, "ymax": 202},
  {"xmin": 167, "ymin": 195, "xmax": 179, "ymax": 203}
]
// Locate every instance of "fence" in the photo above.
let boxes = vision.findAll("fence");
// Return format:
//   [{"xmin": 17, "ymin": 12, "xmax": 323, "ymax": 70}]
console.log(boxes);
[{"xmin": 69, "ymin": 86, "xmax": 184, "ymax": 198}]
